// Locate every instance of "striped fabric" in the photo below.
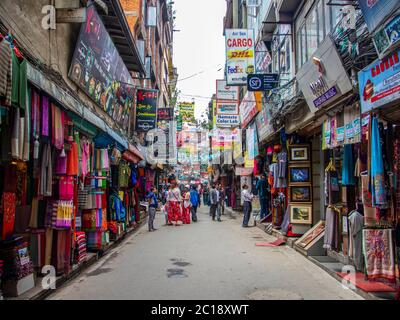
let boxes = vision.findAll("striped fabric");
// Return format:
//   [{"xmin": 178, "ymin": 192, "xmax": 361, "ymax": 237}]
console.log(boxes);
[{"xmin": 0, "ymin": 40, "xmax": 12, "ymax": 106}]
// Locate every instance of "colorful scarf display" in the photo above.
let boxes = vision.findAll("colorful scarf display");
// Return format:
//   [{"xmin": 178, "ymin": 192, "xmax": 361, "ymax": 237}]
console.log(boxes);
[
  {"xmin": 370, "ymin": 116, "xmax": 387, "ymax": 207},
  {"xmin": 363, "ymin": 229, "xmax": 396, "ymax": 282},
  {"xmin": 39, "ymin": 143, "xmax": 52, "ymax": 197}
]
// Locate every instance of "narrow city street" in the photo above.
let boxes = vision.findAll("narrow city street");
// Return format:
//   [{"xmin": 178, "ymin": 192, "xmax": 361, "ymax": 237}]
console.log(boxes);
[{"xmin": 49, "ymin": 207, "xmax": 362, "ymax": 300}]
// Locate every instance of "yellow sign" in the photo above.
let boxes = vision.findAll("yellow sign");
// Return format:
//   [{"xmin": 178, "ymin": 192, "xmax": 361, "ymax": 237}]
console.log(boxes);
[
  {"xmin": 179, "ymin": 102, "xmax": 195, "ymax": 122},
  {"xmin": 244, "ymin": 152, "xmax": 254, "ymax": 168},
  {"xmin": 227, "ymin": 50, "xmax": 254, "ymax": 59}
]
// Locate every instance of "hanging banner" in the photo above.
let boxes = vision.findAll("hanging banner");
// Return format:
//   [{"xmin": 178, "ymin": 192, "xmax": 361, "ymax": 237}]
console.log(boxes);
[
  {"xmin": 69, "ymin": 5, "xmax": 135, "ymax": 130},
  {"xmin": 135, "ymin": 89, "xmax": 158, "ymax": 132},
  {"xmin": 225, "ymin": 29, "xmax": 256, "ymax": 86},
  {"xmin": 255, "ymin": 40, "xmax": 272, "ymax": 73},
  {"xmin": 357, "ymin": 0, "xmax": 400, "ymax": 34},
  {"xmin": 240, "ymin": 91, "xmax": 260, "ymax": 129},
  {"xmin": 179, "ymin": 102, "xmax": 196, "ymax": 123},
  {"xmin": 358, "ymin": 49, "xmax": 400, "ymax": 113},
  {"xmin": 255, "ymin": 106, "xmax": 274, "ymax": 142},
  {"xmin": 216, "ymin": 80, "xmax": 240, "ymax": 101}
]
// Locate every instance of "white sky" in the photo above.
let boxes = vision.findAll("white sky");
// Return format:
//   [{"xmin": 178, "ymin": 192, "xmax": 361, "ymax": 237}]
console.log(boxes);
[{"xmin": 173, "ymin": 0, "xmax": 227, "ymax": 120}]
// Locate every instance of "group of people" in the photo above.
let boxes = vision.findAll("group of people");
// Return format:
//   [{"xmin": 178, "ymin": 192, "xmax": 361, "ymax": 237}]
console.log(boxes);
[{"xmin": 146, "ymin": 175, "xmax": 201, "ymax": 232}]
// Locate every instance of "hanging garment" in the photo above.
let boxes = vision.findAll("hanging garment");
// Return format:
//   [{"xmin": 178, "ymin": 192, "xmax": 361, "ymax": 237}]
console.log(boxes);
[
  {"xmin": 14, "ymin": 205, "xmax": 31, "ymax": 234},
  {"xmin": 59, "ymin": 176, "xmax": 75, "ymax": 200},
  {"xmin": 11, "ymin": 106, "xmax": 20, "ymax": 159},
  {"xmin": 66, "ymin": 141, "xmax": 79, "ymax": 176},
  {"xmin": 11, "ymin": 50, "xmax": 20, "ymax": 106},
  {"xmin": 54, "ymin": 150, "xmax": 67, "ymax": 175},
  {"xmin": 363, "ymin": 229, "xmax": 396, "ymax": 282},
  {"xmin": 348, "ymin": 210, "xmax": 364, "ymax": 271},
  {"xmin": 1, "ymin": 192, "xmax": 16, "ymax": 240},
  {"xmin": 42, "ymin": 96, "xmax": 49, "ymax": 137},
  {"xmin": 118, "ymin": 162, "xmax": 131, "ymax": 188},
  {"xmin": 277, "ymin": 151, "xmax": 287, "ymax": 179},
  {"xmin": 51, "ymin": 104, "xmax": 64, "ymax": 150},
  {"xmin": 325, "ymin": 169, "xmax": 340, "ymax": 206},
  {"xmin": 19, "ymin": 60, "xmax": 28, "ymax": 110},
  {"xmin": 370, "ymin": 116, "xmax": 387, "ymax": 207},
  {"xmin": 39, "ymin": 143, "xmax": 52, "ymax": 197},
  {"xmin": 323, "ymin": 207, "xmax": 337, "ymax": 250},
  {"xmin": 0, "ymin": 40, "xmax": 13, "ymax": 106},
  {"xmin": 342, "ymin": 144, "xmax": 356, "ymax": 186},
  {"xmin": 80, "ymin": 138, "xmax": 90, "ymax": 179}
]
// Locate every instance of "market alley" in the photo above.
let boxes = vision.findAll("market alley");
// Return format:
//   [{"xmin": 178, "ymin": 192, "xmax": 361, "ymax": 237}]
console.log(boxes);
[{"xmin": 48, "ymin": 207, "xmax": 362, "ymax": 300}]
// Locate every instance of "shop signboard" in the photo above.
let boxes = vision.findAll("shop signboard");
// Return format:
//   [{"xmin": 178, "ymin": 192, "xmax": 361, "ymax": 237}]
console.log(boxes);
[
  {"xmin": 296, "ymin": 36, "xmax": 353, "ymax": 113},
  {"xmin": 216, "ymin": 101, "xmax": 239, "ymax": 115},
  {"xmin": 246, "ymin": 125, "xmax": 258, "ymax": 160},
  {"xmin": 255, "ymin": 40, "xmax": 272, "ymax": 73},
  {"xmin": 216, "ymin": 80, "xmax": 240, "ymax": 101},
  {"xmin": 135, "ymin": 89, "xmax": 158, "ymax": 132},
  {"xmin": 255, "ymin": 106, "xmax": 274, "ymax": 142},
  {"xmin": 69, "ymin": 5, "xmax": 135, "ymax": 130},
  {"xmin": 373, "ymin": 13, "xmax": 400, "ymax": 59},
  {"xmin": 240, "ymin": 91, "xmax": 260, "ymax": 129},
  {"xmin": 225, "ymin": 29, "xmax": 256, "ymax": 86},
  {"xmin": 179, "ymin": 102, "xmax": 196, "ymax": 123},
  {"xmin": 247, "ymin": 73, "xmax": 279, "ymax": 91},
  {"xmin": 216, "ymin": 114, "xmax": 240, "ymax": 127},
  {"xmin": 357, "ymin": 0, "xmax": 400, "ymax": 34},
  {"xmin": 358, "ymin": 49, "xmax": 400, "ymax": 113}
]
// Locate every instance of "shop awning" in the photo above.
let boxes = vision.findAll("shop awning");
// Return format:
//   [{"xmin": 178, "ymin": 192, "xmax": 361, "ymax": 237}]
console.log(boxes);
[
  {"xmin": 122, "ymin": 143, "xmax": 145, "ymax": 163},
  {"xmin": 94, "ymin": 131, "xmax": 128, "ymax": 152},
  {"xmin": 68, "ymin": 112, "xmax": 99, "ymax": 137}
]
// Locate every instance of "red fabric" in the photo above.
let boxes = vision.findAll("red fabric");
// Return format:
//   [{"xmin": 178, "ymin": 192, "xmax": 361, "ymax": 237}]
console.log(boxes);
[
  {"xmin": 182, "ymin": 205, "xmax": 191, "ymax": 224},
  {"xmin": 337, "ymin": 272, "xmax": 396, "ymax": 292},
  {"xmin": 1, "ymin": 192, "xmax": 16, "ymax": 240},
  {"xmin": 168, "ymin": 202, "xmax": 182, "ymax": 224},
  {"xmin": 66, "ymin": 142, "xmax": 79, "ymax": 176}
]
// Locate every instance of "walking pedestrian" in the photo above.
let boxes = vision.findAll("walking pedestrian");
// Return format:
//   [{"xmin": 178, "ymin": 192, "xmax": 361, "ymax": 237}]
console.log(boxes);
[
  {"xmin": 203, "ymin": 185, "xmax": 210, "ymax": 206},
  {"xmin": 209, "ymin": 184, "xmax": 218, "ymax": 221},
  {"xmin": 256, "ymin": 173, "xmax": 269, "ymax": 221},
  {"xmin": 242, "ymin": 184, "xmax": 254, "ymax": 228},
  {"xmin": 190, "ymin": 185, "xmax": 200, "ymax": 222},
  {"xmin": 182, "ymin": 185, "xmax": 191, "ymax": 224},
  {"xmin": 166, "ymin": 176, "xmax": 183, "ymax": 226},
  {"xmin": 218, "ymin": 184, "xmax": 225, "ymax": 216},
  {"xmin": 146, "ymin": 187, "xmax": 158, "ymax": 232}
]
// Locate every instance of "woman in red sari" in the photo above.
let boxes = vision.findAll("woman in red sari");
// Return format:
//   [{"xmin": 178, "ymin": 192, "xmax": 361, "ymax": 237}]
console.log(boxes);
[
  {"xmin": 166, "ymin": 177, "xmax": 183, "ymax": 226},
  {"xmin": 182, "ymin": 185, "xmax": 191, "ymax": 224}
]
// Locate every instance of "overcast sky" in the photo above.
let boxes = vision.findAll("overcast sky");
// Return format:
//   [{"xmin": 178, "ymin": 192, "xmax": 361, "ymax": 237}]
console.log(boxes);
[{"xmin": 173, "ymin": 0, "xmax": 226, "ymax": 120}]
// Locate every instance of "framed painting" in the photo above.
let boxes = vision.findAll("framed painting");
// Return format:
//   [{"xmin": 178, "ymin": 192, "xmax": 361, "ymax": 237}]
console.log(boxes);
[
  {"xmin": 289, "ymin": 165, "xmax": 311, "ymax": 184},
  {"xmin": 289, "ymin": 145, "xmax": 309, "ymax": 162},
  {"xmin": 296, "ymin": 221, "xmax": 325, "ymax": 248},
  {"xmin": 290, "ymin": 204, "xmax": 312, "ymax": 225},
  {"xmin": 290, "ymin": 186, "xmax": 312, "ymax": 203}
]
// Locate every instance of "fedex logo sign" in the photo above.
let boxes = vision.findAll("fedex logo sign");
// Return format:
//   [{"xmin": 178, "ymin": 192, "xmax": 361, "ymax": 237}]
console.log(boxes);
[{"xmin": 228, "ymin": 66, "xmax": 244, "ymax": 74}]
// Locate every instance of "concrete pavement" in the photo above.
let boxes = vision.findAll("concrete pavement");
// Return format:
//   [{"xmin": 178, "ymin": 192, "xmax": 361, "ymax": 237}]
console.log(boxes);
[{"xmin": 48, "ymin": 206, "xmax": 363, "ymax": 300}]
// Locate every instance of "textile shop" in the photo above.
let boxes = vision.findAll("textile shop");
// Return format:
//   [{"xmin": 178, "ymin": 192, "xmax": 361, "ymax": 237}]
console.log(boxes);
[{"xmin": 0, "ymin": 35, "xmax": 145, "ymax": 298}]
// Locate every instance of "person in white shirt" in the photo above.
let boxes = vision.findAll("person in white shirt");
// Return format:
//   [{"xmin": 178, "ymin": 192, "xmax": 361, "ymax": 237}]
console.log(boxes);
[{"xmin": 242, "ymin": 184, "xmax": 254, "ymax": 227}]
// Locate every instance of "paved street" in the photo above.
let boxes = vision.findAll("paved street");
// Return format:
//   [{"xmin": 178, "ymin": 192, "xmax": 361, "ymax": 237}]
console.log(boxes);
[{"xmin": 49, "ymin": 207, "xmax": 362, "ymax": 300}]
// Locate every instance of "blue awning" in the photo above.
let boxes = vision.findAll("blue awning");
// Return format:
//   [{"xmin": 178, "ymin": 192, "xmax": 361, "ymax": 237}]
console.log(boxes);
[{"xmin": 94, "ymin": 129, "xmax": 128, "ymax": 152}]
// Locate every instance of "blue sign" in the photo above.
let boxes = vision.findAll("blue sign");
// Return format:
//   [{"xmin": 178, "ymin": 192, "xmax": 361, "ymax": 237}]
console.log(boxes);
[
  {"xmin": 358, "ymin": 49, "xmax": 400, "ymax": 113},
  {"xmin": 313, "ymin": 86, "xmax": 338, "ymax": 108},
  {"xmin": 357, "ymin": 0, "xmax": 400, "ymax": 33},
  {"xmin": 247, "ymin": 74, "xmax": 279, "ymax": 91}
]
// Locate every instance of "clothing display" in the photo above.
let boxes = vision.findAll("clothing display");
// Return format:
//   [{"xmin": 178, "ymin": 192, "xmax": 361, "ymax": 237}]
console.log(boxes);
[
  {"xmin": 348, "ymin": 210, "xmax": 364, "ymax": 271},
  {"xmin": 363, "ymin": 229, "xmax": 396, "ymax": 282}
]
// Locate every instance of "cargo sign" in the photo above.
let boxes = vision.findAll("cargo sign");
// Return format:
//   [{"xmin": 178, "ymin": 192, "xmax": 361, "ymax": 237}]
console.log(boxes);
[
  {"xmin": 216, "ymin": 101, "xmax": 239, "ymax": 115},
  {"xmin": 216, "ymin": 80, "xmax": 240, "ymax": 101},
  {"xmin": 225, "ymin": 29, "xmax": 256, "ymax": 86},
  {"xmin": 358, "ymin": 49, "xmax": 400, "ymax": 113},
  {"xmin": 216, "ymin": 114, "xmax": 240, "ymax": 127},
  {"xmin": 247, "ymin": 73, "xmax": 279, "ymax": 91}
]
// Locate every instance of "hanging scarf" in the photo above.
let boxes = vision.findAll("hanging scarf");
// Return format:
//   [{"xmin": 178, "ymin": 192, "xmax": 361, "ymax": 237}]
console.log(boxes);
[
  {"xmin": 370, "ymin": 116, "xmax": 387, "ymax": 207},
  {"xmin": 342, "ymin": 144, "xmax": 356, "ymax": 186},
  {"xmin": 51, "ymin": 104, "xmax": 64, "ymax": 150}
]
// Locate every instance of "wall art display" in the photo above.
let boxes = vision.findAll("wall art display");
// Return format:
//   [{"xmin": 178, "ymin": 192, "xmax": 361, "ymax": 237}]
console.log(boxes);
[
  {"xmin": 289, "ymin": 166, "xmax": 311, "ymax": 184},
  {"xmin": 296, "ymin": 221, "xmax": 325, "ymax": 248},
  {"xmin": 290, "ymin": 186, "xmax": 311, "ymax": 203},
  {"xmin": 289, "ymin": 145, "xmax": 309, "ymax": 161},
  {"xmin": 290, "ymin": 204, "xmax": 313, "ymax": 225}
]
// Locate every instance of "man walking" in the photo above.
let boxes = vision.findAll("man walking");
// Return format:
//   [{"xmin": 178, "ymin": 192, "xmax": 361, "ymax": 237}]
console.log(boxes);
[
  {"xmin": 209, "ymin": 184, "xmax": 218, "ymax": 221},
  {"xmin": 147, "ymin": 187, "xmax": 158, "ymax": 232},
  {"xmin": 190, "ymin": 185, "xmax": 200, "ymax": 222},
  {"xmin": 242, "ymin": 184, "xmax": 254, "ymax": 228},
  {"xmin": 256, "ymin": 174, "xmax": 269, "ymax": 221}
]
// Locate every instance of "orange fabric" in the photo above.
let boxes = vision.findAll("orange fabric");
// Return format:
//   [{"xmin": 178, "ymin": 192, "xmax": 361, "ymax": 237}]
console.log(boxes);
[{"xmin": 67, "ymin": 142, "xmax": 79, "ymax": 176}]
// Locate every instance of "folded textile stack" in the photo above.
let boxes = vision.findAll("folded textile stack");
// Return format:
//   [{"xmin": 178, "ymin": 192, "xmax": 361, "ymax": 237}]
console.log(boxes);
[
  {"xmin": 0, "ymin": 242, "xmax": 34, "ymax": 281},
  {"xmin": 86, "ymin": 231, "xmax": 106, "ymax": 251},
  {"xmin": 74, "ymin": 232, "xmax": 87, "ymax": 265}
]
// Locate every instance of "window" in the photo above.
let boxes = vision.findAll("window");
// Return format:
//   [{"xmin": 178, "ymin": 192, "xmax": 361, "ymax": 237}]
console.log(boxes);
[
  {"xmin": 317, "ymin": 0, "xmax": 325, "ymax": 44},
  {"xmin": 306, "ymin": 6, "xmax": 318, "ymax": 60},
  {"xmin": 301, "ymin": 24, "xmax": 307, "ymax": 65}
]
